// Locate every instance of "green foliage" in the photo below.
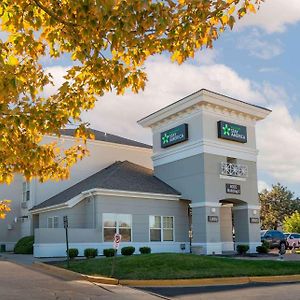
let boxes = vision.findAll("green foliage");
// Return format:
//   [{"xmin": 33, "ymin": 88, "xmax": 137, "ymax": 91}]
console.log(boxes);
[
  {"xmin": 84, "ymin": 248, "xmax": 98, "ymax": 258},
  {"xmin": 236, "ymin": 244, "xmax": 249, "ymax": 255},
  {"xmin": 68, "ymin": 248, "xmax": 79, "ymax": 259},
  {"xmin": 260, "ymin": 183, "xmax": 300, "ymax": 230},
  {"xmin": 283, "ymin": 211, "xmax": 300, "ymax": 233},
  {"xmin": 14, "ymin": 236, "xmax": 34, "ymax": 254},
  {"xmin": 103, "ymin": 248, "xmax": 116, "ymax": 257},
  {"xmin": 256, "ymin": 245, "xmax": 269, "ymax": 254},
  {"xmin": 139, "ymin": 247, "xmax": 151, "ymax": 254},
  {"xmin": 121, "ymin": 246, "xmax": 135, "ymax": 256}
]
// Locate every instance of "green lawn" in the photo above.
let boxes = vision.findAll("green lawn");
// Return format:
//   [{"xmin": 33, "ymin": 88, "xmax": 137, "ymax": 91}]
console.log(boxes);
[{"xmin": 55, "ymin": 253, "xmax": 300, "ymax": 280}]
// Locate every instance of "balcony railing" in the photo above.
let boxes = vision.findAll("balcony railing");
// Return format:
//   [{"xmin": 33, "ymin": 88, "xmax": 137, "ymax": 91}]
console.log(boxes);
[{"xmin": 220, "ymin": 162, "xmax": 248, "ymax": 178}]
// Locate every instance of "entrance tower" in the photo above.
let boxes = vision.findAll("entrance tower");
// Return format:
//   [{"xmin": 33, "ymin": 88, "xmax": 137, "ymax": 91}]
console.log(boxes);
[{"xmin": 138, "ymin": 89, "xmax": 271, "ymax": 254}]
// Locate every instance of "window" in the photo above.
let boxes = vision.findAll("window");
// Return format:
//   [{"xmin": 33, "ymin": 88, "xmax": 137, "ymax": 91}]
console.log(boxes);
[
  {"xmin": 103, "ymin": 213, "xmax": 132, "ymax": 242},
  {"xmin": 150, "ymin": 216, "xmax": 174, "ymax": 242},
  {"xmin": 48, "ymin": 216, "xmax": 59, "ymax": 228},
  {"xmin": 22, "ymin": 181, "xmax": 30, "ymax": 202}
]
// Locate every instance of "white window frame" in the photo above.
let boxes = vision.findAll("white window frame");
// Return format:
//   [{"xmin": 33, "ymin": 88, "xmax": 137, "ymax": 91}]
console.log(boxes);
[
  {"xmin": 102, "ymin": 213, "xmax": 132, "ymax": 242},
  {"xmin": 149, "ymin": 215, "xmax": 174, "ymax": 242},
  {"xmin": 22, "ymin": 181, "xmax": 30, "ymax": 202},
  {"xmin": 47, "ymin": 216, "xmax": 59, "ymax": 228}
]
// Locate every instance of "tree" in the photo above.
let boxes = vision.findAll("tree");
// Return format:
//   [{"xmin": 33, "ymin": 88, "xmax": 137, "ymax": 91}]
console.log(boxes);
[
  {"xmin": 0, "ymin": 200, "xmax": 10, "ymax": 219},
  {"xmin": 283, "ymin": 211, "xmax": 300, "ymax": 233},
  {"xmin": 0, "ymin": 1, "xmax": 263, "ymax": 215},
  {"xmin": 259, "ymin": 183, "xmax": 300, "ymax": 230}
]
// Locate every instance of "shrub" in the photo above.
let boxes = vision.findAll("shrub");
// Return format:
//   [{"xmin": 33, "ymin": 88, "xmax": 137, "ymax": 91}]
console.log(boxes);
[
  {"xmin": 256, "ymin": 245, "xmax": 269, "ymax": 254},
  {"xmin": 139, "ymin": 247, "xmax": 151, "ymax": 254},
  {"xmin": 68, "ymin": 248, "xmax": 79, "ymax": 259},
  {"xmin": 121, "ymin": 246, "xmax": 135, "ymax": 256},
  {"xmin": 14, "ymin": 236, "xmax": 34, "ymax": 254},
  {"xmin": 236, "ymin": 244, "xmax": 249, "ymax": 255},
  {"xmin": 103, "ymin": 248, "xmax": 116, "ymax": 257},
  {"xmin": 84, "ymin": 248, "xmax": 98, "ymax": 258}
]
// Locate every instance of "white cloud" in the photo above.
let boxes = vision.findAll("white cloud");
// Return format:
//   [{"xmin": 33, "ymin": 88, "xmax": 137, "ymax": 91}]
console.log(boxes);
[
  {"xmin": 257, "ymin": 105, "xmax": 300, "ymax": 183},
  {"xmin": 238, "ymin": 0, "xmax": 300, "ymax": 33},
  {"xmin": 83, "ymin": 55, "xmax": 266, "ymax": 143},
  {"xmin": 258, "ymin": 180, "xmax": 271, "ymax": 192},
  {"xmin": 238, "ymin": 30, "xmax": 283, "ymax": 59}
]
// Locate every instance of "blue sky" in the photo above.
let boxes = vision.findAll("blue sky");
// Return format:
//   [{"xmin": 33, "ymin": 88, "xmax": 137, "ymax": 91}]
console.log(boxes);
[{"xmin": 42, "ymin": 1, "xmax": 300, "ymax": 197}]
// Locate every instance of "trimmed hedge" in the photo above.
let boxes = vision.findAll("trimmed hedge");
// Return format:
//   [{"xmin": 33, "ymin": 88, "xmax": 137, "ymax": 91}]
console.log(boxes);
[
  {"xmin": 256, "ymin": 245, "xmax": 269, "ymax": 254},
  {"xmin": 14, "ymin": 236, "xmax": 34, "ymax": 254},
  {"xmin": 103, "ymin": 248, "xmax": 116, "ymax": 257},
  {"xmin": 68, "ymin": 248, "xmax": 79, "ymax": 259},
  {"xmin": 84, "ymin": 248, "xmax": 98, "ymax": 258},
  {"xmin": 121, "ymin": 246, "xmax": 135, "ymax": 256},
  {"xmin": 236, "ymin": 244, "xmax": 249, "ymax": 255},
  {"xmin": 139, "ymin": 247, "xmax": 151, "ymax": 254}
]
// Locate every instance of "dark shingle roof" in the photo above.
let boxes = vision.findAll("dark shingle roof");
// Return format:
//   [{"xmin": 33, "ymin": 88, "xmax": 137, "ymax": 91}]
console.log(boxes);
[
  {"xmin": 31, "ymin": 161, "xmax": 181, "ymax": 211},
  {"xmin": 60, "ymin": 129, "xmax": 152, "ymax": 149}
]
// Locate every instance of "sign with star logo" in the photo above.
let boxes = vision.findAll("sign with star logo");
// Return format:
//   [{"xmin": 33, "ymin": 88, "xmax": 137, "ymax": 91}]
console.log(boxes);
[
  {"xmin": 161, "ymin": 124, "xmax": 188, "ymax": 148},
  {"xmin": 217, "ymin": 121, "xmax": 247, "ymax": 143}
]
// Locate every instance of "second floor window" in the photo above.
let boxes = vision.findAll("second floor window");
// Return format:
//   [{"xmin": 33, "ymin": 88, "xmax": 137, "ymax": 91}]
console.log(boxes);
[{"xmin": 22, "ymin": 181, "xmax": 30, "ymax": 202}]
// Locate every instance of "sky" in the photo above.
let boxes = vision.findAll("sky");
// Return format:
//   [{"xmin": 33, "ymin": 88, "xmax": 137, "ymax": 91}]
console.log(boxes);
[{"xmin": 42, "ymin": 0, "xmax": 300, "ymax": 197}]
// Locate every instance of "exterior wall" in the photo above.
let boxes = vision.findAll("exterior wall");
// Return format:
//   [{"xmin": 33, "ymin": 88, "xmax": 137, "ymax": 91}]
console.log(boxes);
[
  {"xmin": 34, "ymin": 195, "xmax": 190, "ymax": 257},
  {"xmin": 33, "ymin": 136, "xmax": 152, "ymax": 207},
  {"xmin": 0, "ymin": 175, "xmax": 23, "ymax": 250}
]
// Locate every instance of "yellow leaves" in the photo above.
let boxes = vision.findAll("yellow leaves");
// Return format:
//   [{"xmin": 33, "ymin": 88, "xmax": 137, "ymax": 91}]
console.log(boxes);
[
  {"xmin": 247, "ymin": 3, "xmax": 256, "ymax": 13},
  {"xmin": 228, "ymin": 6, "xmax": 235, "ymax": 15},
  {"xmin": 0, "ymin": 200, "xmax": 11, "ymax": 219},
  {"xmin": 7, "ymin": 55, "xmax": 18, "ymax": 66},
  {"xmin": 171, "ymin": 50, "xmax": 184, "ymax": 64},
  {"xmin": 221, "ymin": 15, "xmax": 229, "ymax": 24}
]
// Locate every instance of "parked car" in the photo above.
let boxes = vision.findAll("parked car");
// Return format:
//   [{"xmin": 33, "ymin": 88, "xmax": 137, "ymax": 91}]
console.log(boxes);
[
  {"xmin": 260, "ymin": 230, "xmax": 288, "ymax": 253},
  {"xmin": 284, "ymin": 233, "xmax": 300, "ymax": 250}
]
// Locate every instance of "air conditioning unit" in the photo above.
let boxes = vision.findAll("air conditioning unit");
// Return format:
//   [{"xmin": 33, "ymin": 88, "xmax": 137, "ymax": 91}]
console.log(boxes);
[{"xmin": 21, "ymin": 202, "xmax": 27, "ymax": 209}]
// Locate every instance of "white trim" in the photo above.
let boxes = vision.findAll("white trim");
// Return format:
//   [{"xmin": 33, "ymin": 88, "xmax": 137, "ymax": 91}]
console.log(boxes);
[
  {"xmin": 31, "ymin": 188, "xmax": 182, "ymax": 214},
  {"xmin": 219, "ymin": 175, "xmax": 246, "ymax": 182},
  {"xmin": 33, "ymin": 242, "xmax": 190, "ymax": 257},
  {"xmin": 46, "ymin": 134, "xmax": 152, "ymax": 153},
  {"xmin": 190, "ymin": 202, "xmax": 222, "ymax": 208},
  {"xmin": 232, "ymin": 205, "xmax": 260, "ymax": 211},
  {"xmin": 149, "ymin": 215, "xmax": 175, "ymax": 242},
  {"xmin": 138, "ymin": 89, "xmax": 270, "ymax": 128},
  {"xmin": 152, "ymin": 138, "xmax": 258, "ymax": 167}
]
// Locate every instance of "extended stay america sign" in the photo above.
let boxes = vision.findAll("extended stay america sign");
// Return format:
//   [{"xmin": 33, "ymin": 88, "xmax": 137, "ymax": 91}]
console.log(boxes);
[
  {"xmin": 217, "ymin": 121, "xmax": 247, "ymax": 143},
  {"xmin": 161, "ymin": 124, "xmax": 189, "ymax": 148}
]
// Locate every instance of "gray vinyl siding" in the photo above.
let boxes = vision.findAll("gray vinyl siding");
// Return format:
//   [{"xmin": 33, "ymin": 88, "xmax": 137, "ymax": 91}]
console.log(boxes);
[{"xmin": 37, "ymin": 195, "xmax": 190, "ymax": 243}]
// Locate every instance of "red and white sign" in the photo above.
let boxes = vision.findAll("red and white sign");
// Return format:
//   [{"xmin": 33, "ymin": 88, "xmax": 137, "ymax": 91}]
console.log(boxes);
[{"xmin": 113, "ymin": 233, "xmax": 122, "ymax": 249}]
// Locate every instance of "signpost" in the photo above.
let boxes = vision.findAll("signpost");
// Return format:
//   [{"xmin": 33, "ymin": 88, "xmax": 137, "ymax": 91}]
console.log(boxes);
[
  {"xmin": 111, "ymin": 233, "xmax": 122, "ymax": 277},
  {"xmin": 63, "ymin": 215, "xmax": 69, "ymax": 268},
  {"xmin": 217, "ymin": 121, "xmax": 247, "ymax": 143},
  {"xmin": 161, "ymin": 124, "xmax": 188, "ymax": 148}
]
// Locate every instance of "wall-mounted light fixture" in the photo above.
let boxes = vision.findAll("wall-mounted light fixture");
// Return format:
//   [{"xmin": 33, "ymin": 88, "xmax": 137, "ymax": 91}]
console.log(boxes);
[
  {"xmin": 253, "ymin": 209, "xmax": 257, "ymax": 215},
  {"xmin": 211, "ymin": 207, "xmax": 216, "ymax": 213}
]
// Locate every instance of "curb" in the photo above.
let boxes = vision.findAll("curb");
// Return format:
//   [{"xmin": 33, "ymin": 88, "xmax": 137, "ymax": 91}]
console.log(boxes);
[{"xmin": 33, "ymin": 262, "xmax": 300, "ymax": 287}]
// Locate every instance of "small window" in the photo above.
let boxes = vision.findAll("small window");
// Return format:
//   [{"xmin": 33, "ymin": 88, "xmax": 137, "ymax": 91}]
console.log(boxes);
[
  {"xmin": 150, "ymin": 216, "xmax": 174, "ymax": 242},
  {"xmin": 22, "ymin": 181, "xmax": 30, "ymax": 202},
  {"xmin": 103, "ymin": 213, "xmax": 132, "ymax": 242},
  {"xmin": 48, "ymin": 216, "xmax": 59, "ymax": 228}
]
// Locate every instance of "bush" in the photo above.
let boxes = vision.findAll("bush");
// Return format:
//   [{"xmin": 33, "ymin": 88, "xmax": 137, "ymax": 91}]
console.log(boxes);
[
  {"xmin": 139, "ymin": 247, "xmax": 151, "ymax": 254},
  {"xmin": 236, "ymin": 244, "xmax": 249, "ymax": 255},
  {"xmin": 103, "ymin": 248, "xmax": 116, "ymax": 257},
  {"xmin": 84, "ymin": 248, "xmax": 98, "ymax": 258},
  {"xmin": 256, "ymin": 245, "xmax": 269, "ymax": 254},
  {"xmin": 68, "ymin": 248, "xmax": 79, "ymax": 259},
  {"xmin": 121, "ymin": 246, "xmax": 135, "ymax": 256},
  {"xmin": 14, "ymin": 236, "xmax": 34, "ymax": 254}
]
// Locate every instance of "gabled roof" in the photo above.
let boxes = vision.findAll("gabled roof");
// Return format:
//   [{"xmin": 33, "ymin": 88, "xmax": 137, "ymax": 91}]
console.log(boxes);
[
  {"xmin": 60, "ymin": 128, "xmax": 152, "ymax": 149},
  {"xmin": 30, "ymin": 161, "xmax": 181, "ymax": 211}
]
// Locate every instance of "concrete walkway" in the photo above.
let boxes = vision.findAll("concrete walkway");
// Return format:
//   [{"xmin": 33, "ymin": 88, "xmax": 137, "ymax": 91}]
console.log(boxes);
[{"xmin": 0, "ymin": 259, "xmax": 161, "ymax": 300}]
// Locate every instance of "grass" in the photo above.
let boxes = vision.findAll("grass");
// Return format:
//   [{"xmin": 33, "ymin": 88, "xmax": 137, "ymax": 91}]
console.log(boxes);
[{"xmin": 55, "ymin": 253, "xmax": 300, "ymax": 280}]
